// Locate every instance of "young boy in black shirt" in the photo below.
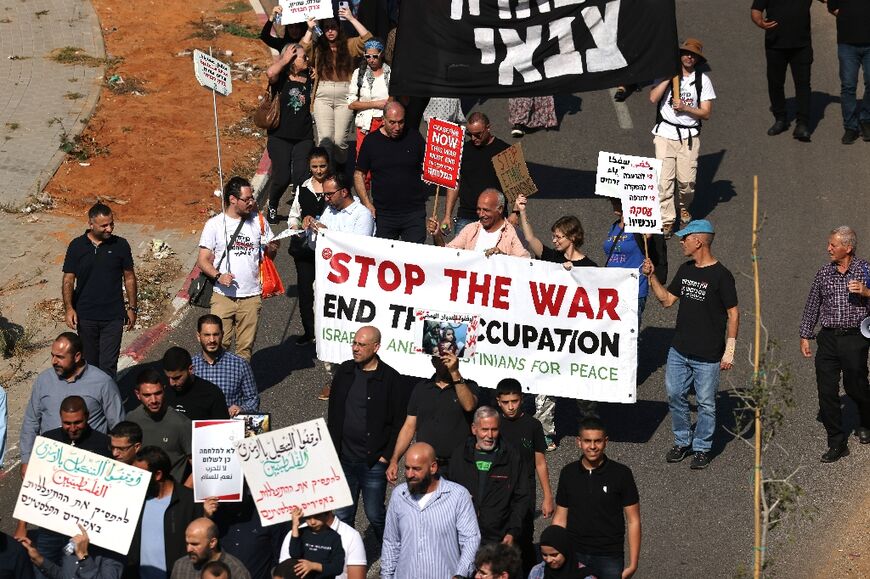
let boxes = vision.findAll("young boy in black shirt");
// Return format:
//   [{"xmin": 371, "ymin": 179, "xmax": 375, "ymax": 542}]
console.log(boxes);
[
  {"xmin": 494, "ymin": 378, "xmax": 554, "ymax": 572},
  {"xmin": 287, "ymin": 507, "xmax": 345, "ymax": 579}
]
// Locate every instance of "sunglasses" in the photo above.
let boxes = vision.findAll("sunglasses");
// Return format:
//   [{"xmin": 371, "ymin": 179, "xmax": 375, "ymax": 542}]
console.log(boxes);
[{"xmin": 364, "ymin": 53, "xmax": 382, "ymax": 60}]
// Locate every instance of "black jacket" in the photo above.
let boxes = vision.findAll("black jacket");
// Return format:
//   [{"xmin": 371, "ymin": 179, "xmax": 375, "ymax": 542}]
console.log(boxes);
[
  {"xmin": 448, "ymin": 437, "xmax": 530, "ymax": 544},
  {"xmin": 124, "ymin": 483, "xmax": 203, "ymax": 577},
  {"xmin": 327, "ymin": 358, "xmax": 407, "ymax": 467}
]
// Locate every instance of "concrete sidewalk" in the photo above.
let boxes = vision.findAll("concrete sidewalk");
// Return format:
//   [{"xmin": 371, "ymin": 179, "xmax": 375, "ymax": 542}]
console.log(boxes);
[{"xmin": 0, "ymin": 0, "xmax": 106, "ymax": 206}]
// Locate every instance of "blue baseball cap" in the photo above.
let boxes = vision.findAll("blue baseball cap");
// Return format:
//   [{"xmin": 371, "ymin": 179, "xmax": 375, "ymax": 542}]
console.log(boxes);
[{"xmin": 674, "ymin": 219, "xmax": 715, "ymax": 237}]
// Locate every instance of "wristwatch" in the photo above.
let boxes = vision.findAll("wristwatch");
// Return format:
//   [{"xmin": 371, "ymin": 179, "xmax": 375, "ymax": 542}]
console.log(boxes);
[{"xmin": 127, "ymin": 306, "xmax": 139, "ymax": 313}]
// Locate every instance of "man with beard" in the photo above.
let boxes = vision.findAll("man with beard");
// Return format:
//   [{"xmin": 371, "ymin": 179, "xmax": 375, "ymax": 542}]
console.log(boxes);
[
  {"xmin": 127, "ymin": 447, "xmax": 217, "ymax": 579},
  {"xmin": 19, "ymin": 332, "xmax": 124, "ymax": 479},
  {"xmin": 192, "ymin": 314, "xmax": 259, "ymax": 416},
  {"xmin": 381, "ymin": 442, "xmax": 480, "ymax": 579},
  {"xmin": 43, "ymin": 395, "xmax": 111, "ymax": 455},
  {"xmin": 448, "ymin": 407, "xmax": 530, "ymax": 550},
  {"xmin": 162, "ymin": 346, "xmax": 229, "ymax": 420},
  {"xmin": 128, "ymin": 369, "xmax": 192, "ymax": 485},
  {"xmin": 197, "ymin": 176, "xmax": 279, "ymax": 361},
  {"xmin": 108, "ymin": 421, "xmax": 143, "ymax": 465},
  {"xmin": 62, "ymin": 202, "xmax": 137, "ymax": 378},
  {"xmin": 169, "ymin": 518, "xmax": 250, "ymax": 579}
]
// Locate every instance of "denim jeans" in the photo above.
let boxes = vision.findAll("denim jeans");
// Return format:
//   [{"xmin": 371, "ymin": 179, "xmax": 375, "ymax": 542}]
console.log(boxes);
[
  {"xmin": 454, "ymin": 216, "xmax": 476, "ymax": 234},
  {"xmin": 837, "ymin": 43, "xmax": 870, "ymax": 130},
  {"xmin": 576, "ymin": 552, "xmax": 625, "ymax": 579},
  {"xmin": 665, "ymin": 347, "xmax": 720, "ymax": 452},
  {"xmin": 335, "ymin": 458, "xmax": 387, "ymax": 541}
]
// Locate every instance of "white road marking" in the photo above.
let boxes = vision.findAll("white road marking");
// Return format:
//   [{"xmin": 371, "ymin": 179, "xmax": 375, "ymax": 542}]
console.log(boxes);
[{"xmin": 609, "ymin": 87, "xmax": 634, "ymax": 130}]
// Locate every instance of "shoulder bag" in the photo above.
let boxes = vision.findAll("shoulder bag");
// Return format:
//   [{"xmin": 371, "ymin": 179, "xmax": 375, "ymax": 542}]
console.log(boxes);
[
  {"xmin": 189, "ymin": 218, "xmax": 246, "ymax": 308},
  {"xmin": 253, "ymin": 82, "xmax": 280, "ymax": 130}
]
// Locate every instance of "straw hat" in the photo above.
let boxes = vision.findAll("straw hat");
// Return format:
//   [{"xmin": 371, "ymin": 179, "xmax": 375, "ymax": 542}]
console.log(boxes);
[{"xmin": 680, "ymin": 38, "xmax": 706, "ymax": 63}]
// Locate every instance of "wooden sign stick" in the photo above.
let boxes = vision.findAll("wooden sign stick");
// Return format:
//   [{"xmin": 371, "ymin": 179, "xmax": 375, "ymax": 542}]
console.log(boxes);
[
  {"xmin": 671, "ymin": 75, "xmax": 680, "ymax": 104},
  {"xmin": 432, "ymin": 185, "xmax": 442, "ymax": 221}
]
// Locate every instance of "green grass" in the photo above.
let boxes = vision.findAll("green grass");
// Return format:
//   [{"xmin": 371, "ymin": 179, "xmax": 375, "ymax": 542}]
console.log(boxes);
[
  {"xmin": 220, "ymin": 1, "xmax": 251, "ymax": 14},
  {"xmin": 224, "ymin": 21, "xmax": 258, "ymax": 39}
]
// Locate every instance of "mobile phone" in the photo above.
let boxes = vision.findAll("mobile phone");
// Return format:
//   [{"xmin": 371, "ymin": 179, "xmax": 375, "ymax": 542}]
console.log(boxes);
[
  {"xmin": 338, "ymin": 1, "xmax": 349, "ymax": 20},
  {"xmin": 274, "ymin": 12, "xmax": 281, "ymax": 25}
]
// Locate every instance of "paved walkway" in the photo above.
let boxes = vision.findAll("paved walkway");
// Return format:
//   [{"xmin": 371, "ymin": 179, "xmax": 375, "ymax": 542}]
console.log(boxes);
[{"xmin": 0, "ymin": 0, "xmax": 105, "ymax": 206}]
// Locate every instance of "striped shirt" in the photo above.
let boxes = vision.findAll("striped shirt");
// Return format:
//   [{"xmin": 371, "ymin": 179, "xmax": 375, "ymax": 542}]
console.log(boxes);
[
  {"xmin": 381, "ymin": 478, "xmax": 480, "ymax": 579},
  {"xmin": 192, "ymin": 351, "xmax": 259, "ymax": 412},
  {"xmin": 800, "ymin": 258, "xmax": 870, "ymax": 339}
]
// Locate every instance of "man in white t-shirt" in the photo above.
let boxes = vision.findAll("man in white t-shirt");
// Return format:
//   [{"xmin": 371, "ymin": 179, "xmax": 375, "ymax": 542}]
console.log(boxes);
[
  {"xmin": 649, "ymin": 38, "xmax": 716, "ymax": 238},
  {"xmin": 278, "ymin": 510, "xmax": 366, "ymax": 579},
  {"xmin": 427, "ymin": 189, "xmax": 529, "ymax": 258},
  {"xmin": 196, "ymin": 176, "xmax": 278, "ymax": 361}
]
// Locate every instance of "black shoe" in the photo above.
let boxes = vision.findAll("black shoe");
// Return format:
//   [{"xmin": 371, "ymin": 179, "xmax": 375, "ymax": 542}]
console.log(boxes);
[
  {"xmin": 792, "ymin": 123, "xmax": 811, "ymax": 142},
  {"xmin": 842, "ymin": 128, "xmax": 860, "ymax": 145},
  {"xmin": 690, "ymin": 451, "xmax": 711, "ymax": 470},
  {"xmin": 861, "ymin": 121, "xmax": 870, "ymax": 142},
  {"xmin": 267, "ymin": 206, "xmax": 279, "ymax": 224},
  {"xmin": 295, "ymin": 334, "xmax": 315, "ymax": 346},
  {"xmin": 820, "ymin": 444, "xmax": 849, "ymax": 463},
  {"xmin": 511, "ymin": 124, "xmax": 525, "ymax": 138},
  {"xmin": 665, "ymin": 445, "xmax": 692, "ymax": 463},
  {"xmin": 856, "ymin": 427, "xmax": 870, "ymax": 444},
  {"xmin": 767, "ymin": 120, "xmax": 789, "ymax": 136}
]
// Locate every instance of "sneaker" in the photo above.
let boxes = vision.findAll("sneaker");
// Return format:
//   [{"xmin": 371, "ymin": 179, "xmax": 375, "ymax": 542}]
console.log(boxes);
[
  {"xmin": 295, "ymin": 334, "xmax": 315, "ymax": 346},
  {"xmin": 317, "ymin": 384, "xmax": 331, "ymax": 401},
  {"xmin": 690, "ymin": 451, "xmax": 711, "ymax": 470},
  {"xmin": 679, "ymin": 207, "xmax": 692, "ymax": 224},
  {"xmin": 613, "ymin": 86, "xmax": 628, "ymax": 102},
  {"xmin": 267, "ymin": 205, "xmax": 279, "ymax": 224},
  {"xmin": 544, "ymin": 435, "xmax": 557, "ymax": 452},
  {"xmin": 511, "ymin": 124, "xmax": 525, "ymax": 138},
  {"xmin": 665, "ymin": 445, "xmax": 692, "ymax": 463},
  {"xmin": 842, "ymin": 128, "xmax": 860, "ymax": 145}
]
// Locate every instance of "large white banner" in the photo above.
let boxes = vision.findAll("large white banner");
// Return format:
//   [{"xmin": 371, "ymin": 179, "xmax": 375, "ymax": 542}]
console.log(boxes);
[
  {"xmin": 314, "ymin": 231, "xmax": 639, "ymax": 403},
  {"xmin": 235, "ymin": 418, "xmax": 353, "ymax": 526},
  {"xmin": 193, "ymin": 420, "xmax": 245, "ymax": 502},
  {"xmin": 13, "ymin": 437, "xmax": 150, "ymax": 555}
]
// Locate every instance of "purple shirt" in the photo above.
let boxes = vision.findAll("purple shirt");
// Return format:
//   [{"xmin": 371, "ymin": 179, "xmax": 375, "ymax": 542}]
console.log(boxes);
[{"xmin": 800, "ymin": 258, "xmax": 870, "ymax": 339}]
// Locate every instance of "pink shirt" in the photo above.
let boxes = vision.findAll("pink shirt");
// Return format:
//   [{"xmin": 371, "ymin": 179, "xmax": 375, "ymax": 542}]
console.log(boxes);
[{"xmin": 447, "ymin": 221, "xmax": 530, "ymax": 258}]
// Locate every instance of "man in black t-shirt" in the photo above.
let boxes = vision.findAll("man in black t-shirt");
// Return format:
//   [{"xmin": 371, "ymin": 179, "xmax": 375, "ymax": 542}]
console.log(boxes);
[
  {"xmin": 354, "ymin": 101, "xmax": 428, "ymax": 244},
  {"xmin": 751, "ymin": 0, "xmax": 814, "ymax": 141},
  {"xmin": 643, "ymin": 219, "xmax": 739, "ymax": 470},
  {"xmin": 42, "ymin": 395, "xmax": 111, "ymax": 457},
  {"xmin": 327, "ymin": 325, "xmax": 406, "ymax": 542},
  {"xmin": 553, "ymin": 417, "xmax": 640, "ymax": 579},
  {"xmin": 162, "ymin": 347, "xmax": 230, "ymax": 420},
  {"xmin": 441, "ymin": 112, "xmax": 512, "ymax": 234},
  {"xmin": 62, "ymin": 203, "xmax": 137, "ymax": 379}
]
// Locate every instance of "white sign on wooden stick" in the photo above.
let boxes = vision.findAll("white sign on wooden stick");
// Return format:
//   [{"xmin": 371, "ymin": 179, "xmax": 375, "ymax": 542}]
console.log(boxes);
[
  {"xmin": 13, "ymin": 437, "xmax": 150, "ymax": 555},
  {"xmin": 193, "ymin": 49, "xmax": 233, "ymax": 96},
  {"xmin": 620, "ymin": 163, "xmax": 663, "ymax": 234},
  {"xmin": 595, "ymin": 151, "xmax": 661, "ymax": 198}
]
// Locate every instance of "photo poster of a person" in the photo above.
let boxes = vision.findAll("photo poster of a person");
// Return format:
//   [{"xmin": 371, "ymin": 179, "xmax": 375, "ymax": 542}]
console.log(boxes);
[{"xmin": 415, "ymin": 311, "xmax": 478, "ymax": 359}]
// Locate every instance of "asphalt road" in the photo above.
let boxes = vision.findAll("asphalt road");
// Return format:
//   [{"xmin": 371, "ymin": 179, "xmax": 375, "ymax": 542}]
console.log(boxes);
[{"xmin": 3, "ymin": 1, "xmax": 869, "ymax": 577}]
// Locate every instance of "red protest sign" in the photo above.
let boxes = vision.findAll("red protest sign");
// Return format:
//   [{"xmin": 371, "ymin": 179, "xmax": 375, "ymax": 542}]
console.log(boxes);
[{"xmin": 422, "ymin": 118, "xmax": 464, "ymax": 188}]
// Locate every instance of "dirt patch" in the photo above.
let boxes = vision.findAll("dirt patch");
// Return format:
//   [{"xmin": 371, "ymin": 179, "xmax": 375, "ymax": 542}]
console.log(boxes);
[{"xmin": 44, "ymin": 0, "xmax": 273, "ymax": 230}]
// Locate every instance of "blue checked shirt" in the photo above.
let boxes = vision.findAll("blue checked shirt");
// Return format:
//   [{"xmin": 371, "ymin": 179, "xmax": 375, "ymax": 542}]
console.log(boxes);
[
  {"xmin": 381, "ymin": 478, "xmax": 480, "ymax": 579},
  {"xmin": 800, "ymin": 258, "xmax": 870, "ymax": 339},
  {"xmin": 192, "ymin": 351, "xmax": 259, "ymax": 412}
]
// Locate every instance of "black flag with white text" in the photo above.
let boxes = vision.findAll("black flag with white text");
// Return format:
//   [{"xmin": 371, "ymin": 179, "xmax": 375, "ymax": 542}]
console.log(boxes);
[{"xmin": 391, "ymin": 0, "xmax": 679, "ymax": 97}]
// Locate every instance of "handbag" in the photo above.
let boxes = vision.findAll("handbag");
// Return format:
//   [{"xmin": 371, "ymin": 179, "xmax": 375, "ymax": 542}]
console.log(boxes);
[
  {"xmin": 259, "ymin": 213, "xmax": 285, "ymax": 299},
  {"xmin": 189, "ymin": 218, "xmax": 246, "ymax": 308},
  {"xmin": 253, "ymin": 83, "xmax": 280, "ymax": 130}
]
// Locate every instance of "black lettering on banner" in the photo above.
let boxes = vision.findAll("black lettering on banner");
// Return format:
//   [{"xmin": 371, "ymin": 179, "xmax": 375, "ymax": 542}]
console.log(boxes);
[{"xmin": 391, "ymin": 0, "xmax": 679, "ymax": 97}]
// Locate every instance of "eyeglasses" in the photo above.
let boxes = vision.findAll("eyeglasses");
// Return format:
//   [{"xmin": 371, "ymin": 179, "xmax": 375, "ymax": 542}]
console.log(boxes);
[
  {"xmin": 364, "ymin": 53, "xmax": 382, "ymax": 60},
  {"xmin": 236, "ymin": 196, "xmax": 255, "ymax": 203},
  {"xmin": 323, "ymin": 188, "xmax": 346, "ymax": 197},
  {"xmin": 351, "ymin": 341, "xmax": 373, "ymax": 347},
  {"xmin": 110, "ymin": 443, "xmax": 135, "ymax": 452}
]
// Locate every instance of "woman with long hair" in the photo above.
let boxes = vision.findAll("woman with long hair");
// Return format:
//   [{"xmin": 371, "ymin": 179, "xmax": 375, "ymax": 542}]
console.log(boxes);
[
  {"xmin": 300, "ymin": 7, "xmax": 371, "ymax": 168},
  {"xmin": 265, "ymin": 43, "xmax": 315, "ymax": 223},
  {"xmin": 346, "ymin": 38, "xmax": 390, "ymax": 192},
  {"xmin": 260, "ymin": 4, "xmax": 306, "ymax": 52},
  {"xmin": 287, "ymin": 147, "xmax": 331, "ymax": 345}
]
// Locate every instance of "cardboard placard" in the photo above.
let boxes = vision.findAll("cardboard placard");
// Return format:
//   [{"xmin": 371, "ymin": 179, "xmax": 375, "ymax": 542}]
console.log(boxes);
[
  {"xmin": 193, "ymin": 50, "xmax": 232, "ymax": 96},
  {"xmin": 193, "ymin": 420, "xmax": 245, "ymax": 502},
  {"xmin": 235, "ymin": 418, "xmax": 352, "ymax": 526},
  {"xmin": 492, "ymin": 143, "xmax": 537, "ymax": 206},
  {"xmin": 13, "ymin": 437, "xmax": 150, "ymax": 555},
  {"xmin": 422, "ymin": 118, "xmax": 464, "ymax": 188}
]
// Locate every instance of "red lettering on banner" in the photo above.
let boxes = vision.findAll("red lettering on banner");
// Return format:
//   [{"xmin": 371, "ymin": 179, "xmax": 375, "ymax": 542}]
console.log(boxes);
[
  {"xmin": 444, "ymin": 268, "xmax": 467, "ymax": 302},
  {"xmin": 468, "ymin": 273, "xmax": 491, "ymax": 306},
  {"xmin": 597, "ymin": 288, "xmax": 620, "ymax": 320},
  {"xmin": 405, "ymin": 264, "xmax": 425, "ymax": 294},
  {"xmin": 529, "ymin": 282, "xmax": 568, "ymax": 315},
  {"xmin": 379, "ymin": 261, "xmax": 401, "ymax": 291},
  {"xmin": 492, "ymin": 276, "xmax": 512, "ymax": 310},
  {"xmin": 327, "ymin": 253, "xmax": 351, "ymax": 283},
  {"xmin": 356, "ymin": 255, "xmax": 376, "ymax": 287},
  {"xmin": 567, "ymin": 288, "xmax": 594, "ymax": 319}
]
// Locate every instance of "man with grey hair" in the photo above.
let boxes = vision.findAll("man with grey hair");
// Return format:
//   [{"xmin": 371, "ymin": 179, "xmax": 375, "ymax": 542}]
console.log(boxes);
[
  {"xmin": 643, "ymin": 219, "xmax": 739, "ymax": 470},
  {"xmin": 800, "ymin": 225, "xmax": 870, "ymax": 462},
  {"xmin": 354, "ymin": 101, "xmax": 428, "ymax": 243},
  {"xmin": 428, "ymin": 189, "xmax": 529, "ymax": 257},
  {"xmin": 448, "ymin": 406, "xmax": 530, "ymax": 550}
]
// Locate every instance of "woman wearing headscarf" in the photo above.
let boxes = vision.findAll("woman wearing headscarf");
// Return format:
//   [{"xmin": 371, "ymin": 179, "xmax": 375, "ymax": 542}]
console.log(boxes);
[
  {"xmin": 300, "ymin": 6, "xmax": 372, "ymax": 168},
  {"xmin": 265, "ymin": 43, "xmax": 315, "ymax": 223},
  {"xmin": 528, "ymin": 526, "xmax": 597, "ymax": 579},
  {"xmin": 347, "ymin": 37, "xmax": 390, "ymax": 191}
]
